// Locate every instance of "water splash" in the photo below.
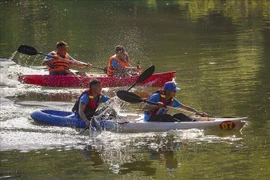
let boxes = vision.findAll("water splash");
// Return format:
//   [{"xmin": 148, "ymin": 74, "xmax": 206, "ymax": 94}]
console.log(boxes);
[
  {"xmin": 9, "ymin": 51, "xmax": 18, "ymax": 61},
  {"xmin": 0, "ymin": 56, "xmax": 47, "ymax": 91}
]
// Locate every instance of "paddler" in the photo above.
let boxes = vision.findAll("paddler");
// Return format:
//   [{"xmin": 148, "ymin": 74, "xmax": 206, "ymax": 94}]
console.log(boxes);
[
  {"xmin": 106, "ymin": 45, "xmax": 142, "ymax": 77},
  {"xmin": 72, "ymin": 79, "xmax": 110, "ymax": 127},
  {"xmin": 42, "ymin": 41, "xmax": 92, "ymax": 75},
  {"xmin": 143, "ymin": 81, "xmax": 208, "ymax": 122}
]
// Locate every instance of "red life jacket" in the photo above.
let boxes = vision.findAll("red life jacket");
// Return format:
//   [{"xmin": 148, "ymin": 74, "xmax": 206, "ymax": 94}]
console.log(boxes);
[
  {"xmin": 148, "ymin": 90, "xmax": 174, "ymax": 116},
  {"xmin": 83, "ymin": 90, "xmax": 102, "ymax": 115},
  {"xmin": 72, "ymin": 89, "xmax": 102, "ymax": 118}
]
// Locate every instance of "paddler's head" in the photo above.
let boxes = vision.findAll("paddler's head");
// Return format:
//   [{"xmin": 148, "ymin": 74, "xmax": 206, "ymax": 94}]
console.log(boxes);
[
  {"xmin": 115, "ymin": 45, "xmax": 128, "ymax": 62},
  {"xmin": 89, "ymin": 79, "xmax": 102, "ymax": 96},
  {"xmin": 163, "ymin": 81, "xmax": 180, "ymax": 99},
  {"xmin": 56, "ymin": 41, "xmax": 67, "ymax": 57}
]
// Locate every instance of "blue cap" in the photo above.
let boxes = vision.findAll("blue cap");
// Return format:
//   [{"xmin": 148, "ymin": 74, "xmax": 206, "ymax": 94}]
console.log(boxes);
[{"xmin": 163, "ymin": 81, "xmax": 180, "ymax": 91}]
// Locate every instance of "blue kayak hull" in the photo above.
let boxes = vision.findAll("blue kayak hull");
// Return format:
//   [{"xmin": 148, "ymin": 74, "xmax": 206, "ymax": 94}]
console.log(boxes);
[{"xmin": 30, "ymin": 110, "xmax": 115, "ymax": 129}]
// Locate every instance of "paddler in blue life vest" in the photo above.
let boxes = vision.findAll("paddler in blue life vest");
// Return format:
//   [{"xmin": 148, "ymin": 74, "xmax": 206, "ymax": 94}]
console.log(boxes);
[
  {"xmin": 72, "ymin": 79, "xmax": 110, "ymax": 127},
  {"xmin": 143, "ymin": 81, "xmax": 208, "ymax": 122},
  {"xmin": 42, "ymin": 41, "xmax": 92, "ymax": 75},
  {"xmin": 106, "ymin": 45, "xmax": 142, "ymax": 77}
]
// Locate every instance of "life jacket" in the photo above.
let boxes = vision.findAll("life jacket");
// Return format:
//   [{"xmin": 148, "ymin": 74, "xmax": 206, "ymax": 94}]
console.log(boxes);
[
  {"xmin": 147, "ymin": 90, "xmax": 174, "ymax": 116},
  {"xmin": 48, "ymin": 51, "xmax": 70, "ymax": 73},
  {"xmin": 107, "ymin": 54, "xmax": 130, "ymax": 76},
  {"xmin": 72, "ymin": 89, "xmax": 102, "ymax": 118}
]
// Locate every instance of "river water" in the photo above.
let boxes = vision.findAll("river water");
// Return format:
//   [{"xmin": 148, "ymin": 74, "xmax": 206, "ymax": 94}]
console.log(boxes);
[{"xmin": 1, "ymin": 1, "xmax": 269, "ymax": 179}]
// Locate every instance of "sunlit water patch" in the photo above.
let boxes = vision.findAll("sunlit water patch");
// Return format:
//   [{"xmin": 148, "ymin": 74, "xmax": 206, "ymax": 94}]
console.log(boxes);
[
  {"xmin": 0, "ymin": 95, "xmax": 247, "ymax": 178},
  {"xmin": 1, "ymin": 98, "xmax": 243, "ymax": 153},
  {"xmin": 0, "ymin": 131, "xmax": 88, "ymax": 152},
  {"xmin": 0, "ymin": 59, "xmax": 121, "ymax": 102},
  {"xmin": 0, "ymin": 58, "xmax": 47, "ymax": 87}
]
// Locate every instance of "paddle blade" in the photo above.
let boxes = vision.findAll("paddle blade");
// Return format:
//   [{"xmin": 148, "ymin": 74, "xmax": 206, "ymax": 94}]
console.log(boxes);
[
  {"xmin": 126, "ymin": 65, "xmax": 155, "ymax": 91},
  {"xmin": 136, "ymin": 65, "xmax": 155, "ymax": 84},
  {"xmin": 116, "ymin": 90, "xmax": 143, "ymax": 103},
  {"xmin": 17, "ymin": 45, "xmax": 38, "ymax": 55}
]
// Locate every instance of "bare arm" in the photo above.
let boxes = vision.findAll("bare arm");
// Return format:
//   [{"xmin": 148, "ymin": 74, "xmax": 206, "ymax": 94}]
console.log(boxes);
[
  {"xmin": 42, "ymin": 60, "xmax": 51, "ymax": 66},
  {"xmin": 42, "ymin": 52, "xmax": 55, "ymax": 66},
  {"xmin": 70, "ymin": 59, "xmax": 92, "ymax": 68},
  {"xmin": 79, "ymin": 102, "xmax": 91, "ymax": 127},
  {"xmin": 125, "ymin": 66, "xmax": 138, "ymax": 70},
  {"xmin": 180, "ymin": 105, "xmax": 208, "ymax": 116}
]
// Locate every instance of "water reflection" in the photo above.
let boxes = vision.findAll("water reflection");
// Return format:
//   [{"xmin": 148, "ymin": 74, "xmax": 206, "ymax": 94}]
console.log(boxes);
[
  {"xmin": 148, "ymin": 135, "xmax": 182, "ymax": 175},
  {"xmin": 82, "ymin": 145, "xmax": 103, "ymax": 167},
  {"xmin": 80, "ymin": 134, "xmax": 182, "ymax": 175},
  {"xmin": 77, "ymin": 131, "xmax": 243, "ymax": 177}
]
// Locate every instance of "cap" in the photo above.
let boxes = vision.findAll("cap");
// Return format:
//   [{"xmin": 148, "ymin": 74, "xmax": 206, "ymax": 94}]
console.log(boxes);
[{"xmin": 163, "ymin": 81, "xmax": 180, "ymax": 91}]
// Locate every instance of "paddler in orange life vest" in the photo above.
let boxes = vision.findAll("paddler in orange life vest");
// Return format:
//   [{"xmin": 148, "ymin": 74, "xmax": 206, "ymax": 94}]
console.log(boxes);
[
  {"xmin": 107, "ymin": 45, "xmax": 142, "ymax": 77},
  {"xmin": 42, "ymin": 41, "xmax": 92, "ymax": 75},
  {"xmin": 72, "ymin": 79, "xmax": 110, "ymax": 127},
  {"xmin": 143, "ymin": 81, "xmax": 208, "ymax": 122}
]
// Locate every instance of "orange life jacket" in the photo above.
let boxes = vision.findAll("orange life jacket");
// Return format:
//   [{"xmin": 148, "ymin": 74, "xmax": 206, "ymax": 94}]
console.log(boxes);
[
  {"xmin": 48, "ymin": 51, "xmax": 70, "ymax": 73},
  {"xmin": 72, "ymin": 89, "xmax": 102, "ymax": 118},
  {"xmin": 148, "ymin": 90, "xmax": 174, "ymax": 116},
  {"xmin": 107, "ymin": 54, "xmax": 130, "ymax": 76}
]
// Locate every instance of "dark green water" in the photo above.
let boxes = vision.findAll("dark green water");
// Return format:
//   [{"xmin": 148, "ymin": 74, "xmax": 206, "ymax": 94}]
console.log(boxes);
[{"xmin": 1, "ymin": 0, "xmax": 270, "ymax": 179}]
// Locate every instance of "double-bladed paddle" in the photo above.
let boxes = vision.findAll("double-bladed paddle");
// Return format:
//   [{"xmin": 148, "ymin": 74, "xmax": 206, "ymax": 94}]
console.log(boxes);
[
  {"xmin": 117, "ymin": 90, "xmax": 160, "ymax": 105},
  {"xmin": 17, "ymin": 45, "xmax": 105, "ymax": 71},
  {"xmin": 116, "ymin": 90, "xmax": 208, "ymax": 117}
]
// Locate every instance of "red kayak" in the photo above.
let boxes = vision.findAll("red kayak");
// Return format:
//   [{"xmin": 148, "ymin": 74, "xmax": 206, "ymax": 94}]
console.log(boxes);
[{"xmin": 18, "ymin": 71, "xmax": 176, "ymax": 88}]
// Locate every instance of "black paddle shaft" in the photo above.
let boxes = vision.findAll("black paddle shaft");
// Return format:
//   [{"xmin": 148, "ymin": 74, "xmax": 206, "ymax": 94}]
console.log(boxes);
[
  {"xmin": 116, "ymin": 90, "xmax": 158, "ymax": 105},
  {"xmin": 116, "ymin": 90, "xmax": 206, "ymax": 116}
]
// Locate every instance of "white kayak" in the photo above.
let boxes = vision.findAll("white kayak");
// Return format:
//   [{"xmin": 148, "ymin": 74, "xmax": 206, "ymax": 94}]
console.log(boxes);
[
  {"xmin": 114, "ymin": 91, "xmax": 247, "ymax": 132},
  {"xmin": 116, "ymin": 116, "xmax": 247, "ymax": 133}
]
